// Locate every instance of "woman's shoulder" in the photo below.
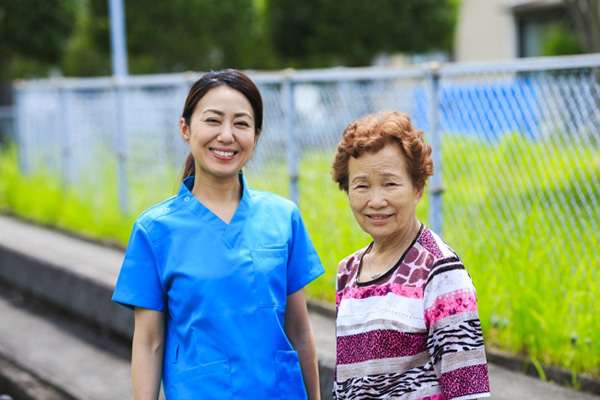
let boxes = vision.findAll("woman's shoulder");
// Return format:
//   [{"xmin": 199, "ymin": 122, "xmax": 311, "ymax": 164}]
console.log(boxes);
[
  {"xmin": 416, "ymin": 226, "xmax": 462, "ymax": 264},
  {"xmin": 134, "ymin": 195, "xmax": 180, "ymax": 230},
  {"xmin": 335, "ymin": 245, "xmax": 369, "ymax": 294},
  {"xmin": 337, "ymin": 244, "xmax": 370, "ymax": 274},
  {"xmin": 414, "ymin": 227, "xmax": 473, "ymax": 288}
]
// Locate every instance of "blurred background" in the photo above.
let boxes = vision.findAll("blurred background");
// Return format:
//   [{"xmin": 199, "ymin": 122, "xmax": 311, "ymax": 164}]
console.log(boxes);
[{"xmin": 0, "ymin": 0, "xmax": 599, "ymax": 398}]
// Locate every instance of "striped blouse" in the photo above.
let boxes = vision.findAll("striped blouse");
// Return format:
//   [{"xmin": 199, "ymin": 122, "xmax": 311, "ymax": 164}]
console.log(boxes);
[{"xmin": 334, "ymin": 224, "xmax": 490, "ymax": 400}]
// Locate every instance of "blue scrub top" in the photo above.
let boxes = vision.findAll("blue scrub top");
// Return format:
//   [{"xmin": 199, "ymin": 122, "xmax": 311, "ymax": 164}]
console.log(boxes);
[{"xmin": 112, "ymin": 174, "xmax": 325, "ymax": 399}]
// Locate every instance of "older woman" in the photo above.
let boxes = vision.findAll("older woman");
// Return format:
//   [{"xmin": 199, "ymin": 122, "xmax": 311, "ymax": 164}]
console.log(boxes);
[{"xmin": 331, "ymin": 111, "xmax": 490, "ymax": 400}]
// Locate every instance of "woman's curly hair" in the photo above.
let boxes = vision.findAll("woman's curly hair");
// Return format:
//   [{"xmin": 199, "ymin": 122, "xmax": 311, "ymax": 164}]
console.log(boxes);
[{"xmin": 332, "ymin": 110, "xmax": 434, "ymax": 192}]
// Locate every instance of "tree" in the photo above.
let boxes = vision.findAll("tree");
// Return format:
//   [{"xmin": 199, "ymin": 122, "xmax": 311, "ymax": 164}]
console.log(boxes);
[
  {"xmin": 0, "ymin": 0, "xmax": 76, "ymax": 79},
  {"xmin": 563, "ymin": 0, "xmax": 600, "ymax": 53},
  {"xmin": 541, "ymin": 22, "xmax": 583, "ymax": 56},
  {"xmin": 265, "ymin": 0, "xmax": 459, "ymax": 67},
  {"xmin": 76, "ymin": 0, "xmax": 265, "ymax": 76}
]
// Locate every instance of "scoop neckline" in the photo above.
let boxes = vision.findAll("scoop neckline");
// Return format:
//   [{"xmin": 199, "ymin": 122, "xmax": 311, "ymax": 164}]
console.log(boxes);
[{"xmin": 356, "ymin": 223, "xmax": 424, "ymax": 286}]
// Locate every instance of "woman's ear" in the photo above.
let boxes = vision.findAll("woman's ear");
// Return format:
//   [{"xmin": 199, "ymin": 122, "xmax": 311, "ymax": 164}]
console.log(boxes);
[{"xmin": 180, "ymin": 118, "xmax": 190, "ymax": 142}]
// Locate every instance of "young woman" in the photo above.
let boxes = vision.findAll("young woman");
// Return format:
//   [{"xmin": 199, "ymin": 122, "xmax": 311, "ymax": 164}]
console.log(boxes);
[{"xmin": 112, "ymin": 69, "xmax": 324, "ymax": 400}]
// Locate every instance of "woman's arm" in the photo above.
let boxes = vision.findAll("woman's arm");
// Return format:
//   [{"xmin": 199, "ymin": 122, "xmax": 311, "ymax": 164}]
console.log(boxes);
[
  {"xmin": 284, "ymin": 289, "xmax": 321, "ymax": 400},
  {"xmin": 132, "ymin": 307, "xmax": 165, "ymax": 400}
]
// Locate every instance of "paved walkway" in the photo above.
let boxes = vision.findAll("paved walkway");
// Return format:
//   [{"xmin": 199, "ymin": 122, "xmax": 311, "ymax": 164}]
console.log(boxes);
[{"xmin": 0, "ymin": 215, "xmax": 599, "ymax": 399}]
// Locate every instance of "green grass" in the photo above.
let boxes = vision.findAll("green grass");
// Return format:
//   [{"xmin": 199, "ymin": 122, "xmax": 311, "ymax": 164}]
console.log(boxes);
[
  {"xmin": 439, "ymin": 134, "xmax": 600, "ymax": 376},
  {"xmin": 0, "ymin": 144, "xmax": 137, "ymax": 244},
  {"xmin": 1, "ymin": 136, "xmax": 599, "ymax": 379}
]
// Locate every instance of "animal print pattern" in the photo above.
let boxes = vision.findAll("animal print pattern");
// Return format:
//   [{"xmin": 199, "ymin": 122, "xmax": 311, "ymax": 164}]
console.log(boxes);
[
  {"xmin": 427, "ymin": 319, "xmax": 485, "ymax": 364},
  {"xmin": 335, "ymin": 364, "xmax": 440, "ymax": 400},
  {"xmin": 335, "ymin": 225, "xmax": 490, "ymax": 400},
  {"xmin": 439, "ymin": 364, "xmax": 490, "ymax": 399},
  {"xmin": 337, "ymin": 330, "xmax": 427, "ymax": 364}
]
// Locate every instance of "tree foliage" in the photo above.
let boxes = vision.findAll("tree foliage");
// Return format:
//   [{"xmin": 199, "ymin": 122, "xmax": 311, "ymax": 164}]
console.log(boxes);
[
  {"xmin": 265, "ymin": 0, "xmax": 459, "ymax": 67},
  {"xmin": 78, "ymin": 0, "xmax": 264, "ymax": 75},
  {"xmin": 1, "ymin": 0, "xmax": 461, "ymax": 78},
  {"xmin": 541, "ymin": 22, "xmax": 583, "ymax": 56},
  {"xmin": 563, "ymin": 0, "xmax": 600, "ymax": 53},
  {"xmin": 0, "ymin": 0, "xmax": 76, "ymax": 78}
]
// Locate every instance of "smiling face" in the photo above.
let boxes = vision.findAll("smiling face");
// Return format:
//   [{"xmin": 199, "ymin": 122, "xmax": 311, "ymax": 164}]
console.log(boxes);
[
  {"xmin": 347, "ymin": 144, "xmax": 424, "ymax": 245},
  {"xmin": 180, "ymin": 85, "xmax": 257, "ymax": 182}
]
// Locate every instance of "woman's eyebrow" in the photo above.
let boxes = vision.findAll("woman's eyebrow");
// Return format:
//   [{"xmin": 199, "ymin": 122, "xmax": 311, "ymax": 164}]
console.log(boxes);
[
  {"xmin": 378, "ymin": 171, "xmax": 400, "ymax": 178},
  {"xmin": 202, "ymin": 109, "xmax": 251, "ymax": 118},
  {"xmin": 350, "ymin": 175, "xmax": 367, "ymax": 183}
]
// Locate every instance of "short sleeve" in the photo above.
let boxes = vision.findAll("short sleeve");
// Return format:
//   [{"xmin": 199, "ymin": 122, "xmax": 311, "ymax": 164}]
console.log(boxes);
[
  {"xmin": 423, "ymin": 258, "xmax": 490, "ymax": 399},
  {"xmin": 111, "ymin": 221, "xmax": 166, "ymax": 311},
  {"xmin": 286, "ymin": 206, "xmax": 325, "ymax": 294}
]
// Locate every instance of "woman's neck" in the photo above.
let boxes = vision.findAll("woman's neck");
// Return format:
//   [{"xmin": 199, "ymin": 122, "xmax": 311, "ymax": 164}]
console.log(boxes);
[
  {"xmin": 191, "ymin": 173, "xmax": 242, "ymax": 223},
  {"xmin": 372, "ymin": 218, "xmax": 420, "ymax": 257}
]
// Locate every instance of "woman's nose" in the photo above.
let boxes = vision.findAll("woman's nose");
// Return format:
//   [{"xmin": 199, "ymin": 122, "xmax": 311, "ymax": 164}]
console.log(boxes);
[
  {"xmin": 368, "ymin": 187, "xmax": 387, "ymax": 208},
  {"xmin": 218, "ymin": 123, "xmax": 234, "ymax": 143}
]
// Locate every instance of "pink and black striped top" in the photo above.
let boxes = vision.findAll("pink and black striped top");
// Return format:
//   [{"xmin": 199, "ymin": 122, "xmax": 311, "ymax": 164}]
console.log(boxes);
[{"xmin": 334, "ymin": 225, "xmax": 490, "ymax": 400}]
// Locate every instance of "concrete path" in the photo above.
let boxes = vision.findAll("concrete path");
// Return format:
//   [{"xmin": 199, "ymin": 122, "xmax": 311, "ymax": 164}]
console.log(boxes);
[
  {"xmin": 0, "ymin": 215, "xmax": 599, "ymax": 399},
  {"xmin": 0, "ymin": 293, "xmax": 131, "ymax": 399}
]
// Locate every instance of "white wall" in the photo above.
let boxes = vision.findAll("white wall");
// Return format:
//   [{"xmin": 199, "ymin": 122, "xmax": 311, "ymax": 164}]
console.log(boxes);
[{"xmin": 454, "ymin": 0, "xmax": 517, "ymax": 62}]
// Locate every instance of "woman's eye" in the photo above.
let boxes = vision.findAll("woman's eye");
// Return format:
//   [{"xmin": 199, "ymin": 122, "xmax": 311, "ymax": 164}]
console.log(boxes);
[
  {"xmin": 206, "ymin": 118, "xmax": 220, "ymax": 123},
  {"xmin": 386, "ymin": 182, "xmax": 397, "ymax": 187},
  {"xmin": 235, "ymin": 121, "xmax": 250, "ymax": 127}
]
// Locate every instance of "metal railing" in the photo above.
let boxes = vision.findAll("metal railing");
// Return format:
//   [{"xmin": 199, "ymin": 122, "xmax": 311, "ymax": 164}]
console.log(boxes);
[
  {"xmin": 12, "ymin": 53, "xmax": 600, "ymax": 271},
  {"xmin": 0, "ymin": 106, "xmax": 14, "ymax": 145},
  {"xmin": 10, "ymin": 54, "xmax": 600, "ymax": 374}
]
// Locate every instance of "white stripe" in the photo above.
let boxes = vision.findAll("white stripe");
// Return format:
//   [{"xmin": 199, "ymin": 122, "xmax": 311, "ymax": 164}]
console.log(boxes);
[
  {"xmin": 336, "ymin": 351, "xmax": 431, "ymax": 381},
  {"xmin": 423, "ymin": 269, "xmax": 475, "ymax": 309},
  {"xmin": 431, "ymin": 310, "xmax": 481, "ymax": 331},
  {"xmin": 437, "ymin": 347, "xmax": 488, "ymax": 375},
  {"xmin": 337, "ymin": 292, "xmax": 426, "ymax": 331},
  {"xmin": 454, "ymin": 393, "xmax": 491, "ymax": 400},
  {"xmin": 337, "ymin": 317, "xmax": 427, "ymax": 336},
  {"xmin": 335, "ymin": 382, "xmax": 442, "ymax": 400},
  {"xmin": 402, "ymin": 387, "xmax": 444, "ymax": 400}
]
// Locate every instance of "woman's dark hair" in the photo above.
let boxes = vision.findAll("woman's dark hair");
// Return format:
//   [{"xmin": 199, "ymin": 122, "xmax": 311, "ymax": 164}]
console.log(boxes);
[{"xmin": 180, "ymin": 69, "xmax": 263, "ymax": 181}]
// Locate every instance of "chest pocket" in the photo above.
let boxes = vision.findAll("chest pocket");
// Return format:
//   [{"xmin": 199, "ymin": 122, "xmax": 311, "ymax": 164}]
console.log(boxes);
[{"xmin": 251, "ymin": 245, "xmax": 288, "ymax": 307}]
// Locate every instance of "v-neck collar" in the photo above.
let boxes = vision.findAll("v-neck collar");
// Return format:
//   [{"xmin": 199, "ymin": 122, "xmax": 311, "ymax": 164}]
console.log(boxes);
[{"xmin": 179, "ymin": 173, "xmax": 251, "ymax": 248}]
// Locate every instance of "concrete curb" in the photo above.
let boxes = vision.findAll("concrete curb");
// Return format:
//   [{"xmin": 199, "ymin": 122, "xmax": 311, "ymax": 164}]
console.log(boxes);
[
  {"xmin": 0, "ymin": 356, "xmax": 75, "ymax": 400},
  {"xmin": 486, "ymin": 348, "xmax": 600, "ymax": 394},
  {"xmin": 307, "ymin": 297, "xmax": 336, "ymax": 319},
  {"xmin": 0, "ymin": 243, "xmax": 134, "ymax": 341}
]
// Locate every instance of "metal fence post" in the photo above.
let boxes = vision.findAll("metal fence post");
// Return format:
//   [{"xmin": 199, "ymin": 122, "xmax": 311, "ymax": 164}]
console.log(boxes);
[
  {"xmin": 108, "ymin": 0, "xmax": 129, "ymax": 213},
  {"xmin": 427, "ymin": 62, "xmax": 443, "ymax": 236},
  {"xmin": 114, "ymin": 79, "xmax": 129, "ymax": 213},
  {"xmin": 13, "ymin": 85, "xmax": 30, "ymax": 175},
  {"xmin": 59, "ymin": 83, "xmax": 72, "ymax": 186},
  {"xmin": 108, "ymin": 0, "xmax": 129, "ymax": 76},
  {"xmin": 283, "ymin": 69, "xmax": 299, "ymax": 205}
]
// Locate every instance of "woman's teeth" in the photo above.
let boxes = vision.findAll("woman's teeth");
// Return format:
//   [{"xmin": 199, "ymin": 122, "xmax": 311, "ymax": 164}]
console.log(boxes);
[{"xmin": 212, "ymin": 149, "xmax": 235, "ymax": 157}]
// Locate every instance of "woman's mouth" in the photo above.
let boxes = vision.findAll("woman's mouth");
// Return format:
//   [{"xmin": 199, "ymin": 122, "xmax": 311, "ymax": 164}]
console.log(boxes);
[
  {"xmin": 211, "ymin": 148, "xmax": 237, "ymax": 158},
  {"xmin": 367, "ymin": 214, "xmax": 392, "ymax": 223}
]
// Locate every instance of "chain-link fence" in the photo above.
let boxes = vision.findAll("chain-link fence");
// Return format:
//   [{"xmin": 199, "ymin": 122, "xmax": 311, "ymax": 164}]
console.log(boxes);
[
  {"xmin": 0, "ymin": 106, "xmax": 14, "ymax": 146},
  {"xmin": 11, "ymin": 54, "xmax": 600, "ymax": 371}
]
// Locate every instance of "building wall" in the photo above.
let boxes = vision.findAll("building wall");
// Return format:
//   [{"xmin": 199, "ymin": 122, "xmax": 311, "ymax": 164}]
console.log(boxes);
[{"xmin": 454, "ymin": 0, "xmax": 517, "ymax": 62}]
